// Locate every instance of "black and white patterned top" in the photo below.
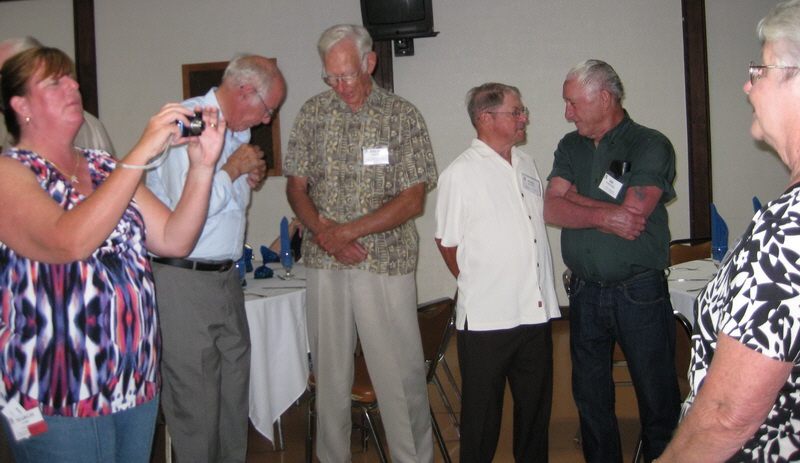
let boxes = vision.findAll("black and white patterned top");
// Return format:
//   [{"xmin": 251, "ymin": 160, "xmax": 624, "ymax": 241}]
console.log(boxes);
[{"xmin": 686, "ymin": 183, "xmax": 800, "ymax": 461}]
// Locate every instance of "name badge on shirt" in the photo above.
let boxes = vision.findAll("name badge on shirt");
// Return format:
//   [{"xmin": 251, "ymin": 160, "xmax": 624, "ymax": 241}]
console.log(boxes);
[
  {"xmin": 599, "ymin": 173, "xmax": 624, "ymax": 199},
  {"xmin": 2, "ymin": 401, "xmax": 47, "ymax": 441},
  {"xmin": 522, "ymin": 174, "xmax": 542, "ymax": 196},
  {"xmin": 362, "ymin": 145, "xmax": 390, "ymax": 165}
]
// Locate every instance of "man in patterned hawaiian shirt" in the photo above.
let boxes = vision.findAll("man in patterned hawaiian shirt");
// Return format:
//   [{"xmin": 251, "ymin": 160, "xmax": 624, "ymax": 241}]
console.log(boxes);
[{"xmin": 285, "ymin": 24, "xmax": 437, "ymax": 463}]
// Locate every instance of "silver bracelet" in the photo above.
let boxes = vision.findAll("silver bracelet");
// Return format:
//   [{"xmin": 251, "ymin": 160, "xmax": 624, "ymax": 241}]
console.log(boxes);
[{"xmin": 117, "ymin": 134, "xmax": 173, "ymax": 171}]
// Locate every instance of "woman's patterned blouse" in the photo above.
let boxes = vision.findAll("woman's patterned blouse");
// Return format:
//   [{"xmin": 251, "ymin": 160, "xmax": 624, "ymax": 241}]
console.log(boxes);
[
  {"xmin": 0, "ymin": 148, "xmax": 159, "ymax": 417},
  {"xmin": 687, "ymin": 183, "xmax": 800, "ymax": 461}
]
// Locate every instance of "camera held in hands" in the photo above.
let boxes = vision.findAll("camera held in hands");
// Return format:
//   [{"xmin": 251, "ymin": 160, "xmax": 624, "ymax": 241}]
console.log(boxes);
[{"xmin": 175, "ymin": 111, "xmax": 205, "ymax": 137}]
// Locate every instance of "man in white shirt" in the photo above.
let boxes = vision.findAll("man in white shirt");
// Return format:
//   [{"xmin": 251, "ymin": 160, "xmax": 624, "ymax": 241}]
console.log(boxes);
[{"xmin": 435, "ymin": 82, "xmax": 560, "ymax": 463}]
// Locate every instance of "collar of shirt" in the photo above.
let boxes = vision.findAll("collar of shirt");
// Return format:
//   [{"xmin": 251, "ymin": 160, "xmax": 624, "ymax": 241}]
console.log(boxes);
[
  {"xmin": 470, "ymin": 138, "xmax": 525, "ymax": 168},
  {"xmin": 327, "ymin": 78, "xmax": 387, "ymax": 114},
  {"xmin": 582, "ymin": 109, "xmax": 632, "ymax": 149}
]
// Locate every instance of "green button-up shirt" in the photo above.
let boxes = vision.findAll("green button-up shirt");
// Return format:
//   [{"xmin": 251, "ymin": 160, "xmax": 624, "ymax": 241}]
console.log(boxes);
[
  {"xmin": 547, "ymin": 112, "xmax": 676, "ymax": 282},
  {"xmin": 284, "ymin": 82, "xmax": 437, "ymax": 275}
]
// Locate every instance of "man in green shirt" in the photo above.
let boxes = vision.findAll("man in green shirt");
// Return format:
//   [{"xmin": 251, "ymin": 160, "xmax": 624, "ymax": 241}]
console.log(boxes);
[{"xmin": 544, "ymin": 59, "xmax": 680, "ymax": 463}]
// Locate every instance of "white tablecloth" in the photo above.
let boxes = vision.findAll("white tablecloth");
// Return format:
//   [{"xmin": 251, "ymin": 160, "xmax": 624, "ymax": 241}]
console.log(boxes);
[
  {"xmin": 667, "ymin": 258, "xmax": 718, "ymax": 327},
  {"xmin": 243, "ymin": 262, "xmax": 308, "ymax": 443}
]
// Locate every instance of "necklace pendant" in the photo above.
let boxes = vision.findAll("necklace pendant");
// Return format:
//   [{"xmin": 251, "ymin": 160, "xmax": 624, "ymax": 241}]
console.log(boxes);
[{"xmin": 70, "ymin": 175, "xmax": 79, "ymax": 184}]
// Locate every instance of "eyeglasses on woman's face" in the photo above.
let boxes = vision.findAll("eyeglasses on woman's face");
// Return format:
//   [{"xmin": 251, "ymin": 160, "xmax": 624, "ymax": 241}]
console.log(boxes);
[{"xmin": 749, "ymin": 61, "xmax": 800, "ymax": 86}]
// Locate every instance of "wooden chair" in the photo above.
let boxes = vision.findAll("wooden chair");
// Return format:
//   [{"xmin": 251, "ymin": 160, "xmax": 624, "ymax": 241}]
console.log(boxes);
[
  {"xmin": 305, "ymin": 297, "xmax": 456, "ymax": 463},
  {"xmin": 669, "ymin": 237, "xmax": 711, "ymax": 265}
]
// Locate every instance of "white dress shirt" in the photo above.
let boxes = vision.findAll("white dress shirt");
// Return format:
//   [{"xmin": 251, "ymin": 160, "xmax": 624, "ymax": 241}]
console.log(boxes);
[{"xmin": 435, "ymin": 138, "xmax": 560, "ymax": 330}]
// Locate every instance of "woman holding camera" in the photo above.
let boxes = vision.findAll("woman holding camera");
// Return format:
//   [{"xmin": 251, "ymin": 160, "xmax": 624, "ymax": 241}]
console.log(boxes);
[{"xmin": 0, "ymin": 46, "xmax": 225, "ymax": 463}]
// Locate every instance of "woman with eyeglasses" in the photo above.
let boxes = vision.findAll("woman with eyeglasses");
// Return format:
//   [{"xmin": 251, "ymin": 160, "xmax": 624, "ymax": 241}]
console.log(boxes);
[
  {"xmin": 657, "ymin": 1, "xmax": 800, "ymax": 461},
  {"xmin": 0, "ymin": 46, "xmax": 225, "ymax": 463}
]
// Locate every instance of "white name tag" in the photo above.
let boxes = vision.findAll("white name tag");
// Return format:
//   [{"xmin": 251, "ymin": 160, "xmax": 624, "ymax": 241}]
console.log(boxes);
[
  {"xmin": 599, "ymin": 172, "xmax": 624, "ymax": 199},
  {"xmin": 522, "ymin": 174, "xmax": 542, "ymax": 196},
  {"xmin": 362, "ymin": 145, "xmax": 390, "ymax": 165},
  {"xmin": 2, "ymin": 401, "xmax": 47, "ymax": 441}
]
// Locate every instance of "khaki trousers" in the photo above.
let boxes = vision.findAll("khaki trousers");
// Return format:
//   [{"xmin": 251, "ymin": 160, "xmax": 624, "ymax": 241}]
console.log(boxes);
[{"xmin": 307, "ymin": 268, "xmax": 433, "ymax": 463}]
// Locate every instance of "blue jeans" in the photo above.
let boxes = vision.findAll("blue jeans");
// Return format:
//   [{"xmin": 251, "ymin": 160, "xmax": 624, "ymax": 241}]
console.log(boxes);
[
  {"xmin": 568, "ymin": 270, "xmax": 680, "ymax": 463},
  {"xmin": 4, "ymin": 394, "xmax": 159, "ymax": 463}
]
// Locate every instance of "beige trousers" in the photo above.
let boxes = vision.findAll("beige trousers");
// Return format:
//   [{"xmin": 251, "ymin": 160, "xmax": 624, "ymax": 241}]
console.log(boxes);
[{"xmin": 307, "ymin": 268, "xmax": 433, "ymax": 463}]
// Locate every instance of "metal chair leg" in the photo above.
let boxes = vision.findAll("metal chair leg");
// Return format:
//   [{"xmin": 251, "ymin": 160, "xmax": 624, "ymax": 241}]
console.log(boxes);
[
  {"xmin": 430, "ymin": 406, "xmax": 452, "ymax": 463},
  {"xmin": 440, "ymin": 357, "xmax": 462, "ymax": 400},
  {"xmin": 632, "ymin": 432, "xmax": 643, "ymax": 463},
  {"xmin": 432, "ymin": 373, "xmax": 460, "ymax": 435},
  {"xmin": 360, "ymin": 411, "xmax": 369, "ymax": 451},
  {"xmin": 361, "ymin": 409, "xmax": 389, "ymax": 463},
  {"xmin": 305, "ymin": 394, "xmax": 315, "ymax": 463},
  {"xmin": 273, "ymin": 416, "xmax": 285, "ymax": 451}
]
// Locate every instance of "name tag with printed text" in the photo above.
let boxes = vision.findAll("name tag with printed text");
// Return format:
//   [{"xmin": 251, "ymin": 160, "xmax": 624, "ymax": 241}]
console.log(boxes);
[
  {"xmin": 2, "ymin": 401, "xmax": 47, "ymax": 441},
  {"xmin": 522, "ymin": 174, "xmax": 542, "ymax": 196},
  {"xmin": 362, "ymin": 145, "xmax": 390, "ymax": 165},
  {"xmin": 599, "ymin": 173, "xmax": 624, "ymax": 199}
]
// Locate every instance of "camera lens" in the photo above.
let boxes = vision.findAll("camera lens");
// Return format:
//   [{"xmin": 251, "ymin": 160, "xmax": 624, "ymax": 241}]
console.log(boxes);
[{"xmin": 176, "ymin": 111, "xmax": 205, "ymax": 137}]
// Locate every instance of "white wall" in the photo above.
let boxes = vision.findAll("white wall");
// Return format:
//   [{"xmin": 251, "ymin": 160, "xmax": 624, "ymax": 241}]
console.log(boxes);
[
  {"xmin": 0, "ymin": 0, "xmax": 780, "ymax": 304},
  {"xmin": 706, "ymin": 1, "xmax": 789, "ymax": 236},
  {"xmin": 0, "ymin": 0, "xmax": 72, "ymax": 55}
]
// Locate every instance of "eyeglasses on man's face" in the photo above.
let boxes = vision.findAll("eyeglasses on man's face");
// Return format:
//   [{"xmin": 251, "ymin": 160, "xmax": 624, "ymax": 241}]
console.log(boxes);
[
  {"xmin": 322, "ymin": 54, "xmax": 367, "ymax": 86},
  {"xmin": 749, "ymin": 61, "xmax": 800, "ymax": 86},
  {"xmin": 254, "ymin": 90, "xmax": 275, "ymax": 120},
  {"xmin": 486, "ymin": 106, "xmax": 529, "ymax": 119}
]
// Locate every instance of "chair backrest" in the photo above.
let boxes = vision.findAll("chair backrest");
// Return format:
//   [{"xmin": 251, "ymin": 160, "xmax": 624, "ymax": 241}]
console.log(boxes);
[
  {"xmin": 417, "ymin": 297, "xmax": 456, "ymax": 384},
  {"xmin": 669, "ymin": 238, "xmax": 712, "ymax": 266}
]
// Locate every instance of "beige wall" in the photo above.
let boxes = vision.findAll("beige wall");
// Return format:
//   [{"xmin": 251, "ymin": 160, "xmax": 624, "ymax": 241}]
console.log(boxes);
[{"xmin": 0, "ymin": 0, "xmax": 780, "ymax": 304}]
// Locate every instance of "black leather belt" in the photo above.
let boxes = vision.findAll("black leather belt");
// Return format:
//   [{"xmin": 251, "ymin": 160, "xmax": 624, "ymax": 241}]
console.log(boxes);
[
  {"xmin": 151, "ymin": 257, "xmax": 233, "ymax": 272},
  {"xmin": 579, "ymin": 268, "xmax": 665, "ymax": 288}
]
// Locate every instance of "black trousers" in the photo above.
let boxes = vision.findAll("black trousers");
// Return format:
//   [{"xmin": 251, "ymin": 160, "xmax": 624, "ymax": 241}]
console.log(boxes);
[{"xmin": 457, "ymin": 322, "xmax": 554, "ymax": 463}]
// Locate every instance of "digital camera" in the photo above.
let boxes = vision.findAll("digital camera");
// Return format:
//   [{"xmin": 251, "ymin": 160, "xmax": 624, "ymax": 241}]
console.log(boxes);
[{"xmin": 176, "ymin": 111, "xmax": 205, "ymax": 137}]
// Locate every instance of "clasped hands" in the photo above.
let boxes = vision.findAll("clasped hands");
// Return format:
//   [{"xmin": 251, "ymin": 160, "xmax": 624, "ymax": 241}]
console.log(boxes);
[
  {"xmin": 222, "ymin": 143, "xmax": 267, "ymax": 188},
  {"xmin": 313, "ymin": 215, "xmax": 367, "ymax": 265}
]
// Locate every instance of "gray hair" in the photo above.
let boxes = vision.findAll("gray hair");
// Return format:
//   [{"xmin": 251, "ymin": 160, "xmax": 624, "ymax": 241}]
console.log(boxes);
[
  {"xmin": 0, "ymin": 36, "xmax": 43, "ymax": 58},
  {"xmin": 222, "ymin": 54, "xmax": 283, "ymax": 99},
  {"xmin": 466, "ymin": 82, "xmax": 521, "ymax": 128},
  {"xmin": 317, "ymin": 24, "xmax": 373, "ymax": 61},
  {"xmin": 758, "ymin": 0, "xmax": 800, "ymax": 71},
  {"xmin": 565, "ymin": 59, "xmax": 624, "ymax": 103}
]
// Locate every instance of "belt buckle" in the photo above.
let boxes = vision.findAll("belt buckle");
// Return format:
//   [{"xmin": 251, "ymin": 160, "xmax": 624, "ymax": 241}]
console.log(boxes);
[{"xmin": 218, "ymin": 262, "xmax": 232, "ymax": 272}]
